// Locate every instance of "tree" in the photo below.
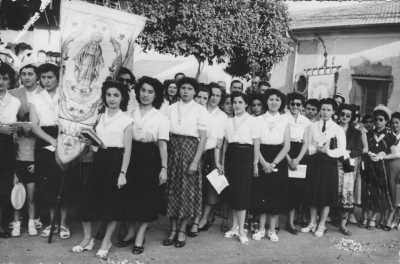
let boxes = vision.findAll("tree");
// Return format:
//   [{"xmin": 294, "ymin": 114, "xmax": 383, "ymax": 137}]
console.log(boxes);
[{"xmin": 87, "ymin": 0, "xmax": 292, "ymax": 79}]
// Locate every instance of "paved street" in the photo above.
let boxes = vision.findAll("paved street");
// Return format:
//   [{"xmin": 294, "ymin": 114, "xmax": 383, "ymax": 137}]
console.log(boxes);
[{"xmin": 1, "ymin": 217, "xmax": 399, "ymax": 264}]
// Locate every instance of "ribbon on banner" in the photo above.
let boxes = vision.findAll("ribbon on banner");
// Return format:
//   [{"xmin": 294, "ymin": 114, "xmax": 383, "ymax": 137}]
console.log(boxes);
[{"xmin": 56, "ymin": 0, "xmax": 146, "ymax": 167}]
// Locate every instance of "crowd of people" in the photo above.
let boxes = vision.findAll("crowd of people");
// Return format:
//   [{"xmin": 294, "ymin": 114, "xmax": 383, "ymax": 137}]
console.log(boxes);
[{"xmin": 1, "ymin": 60, "xmax": 400, "ymax": 260}]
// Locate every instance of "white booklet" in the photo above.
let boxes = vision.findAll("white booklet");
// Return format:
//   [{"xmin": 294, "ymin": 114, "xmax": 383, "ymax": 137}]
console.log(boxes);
[
  {"xmin": 206, "ymin": 169, "xmax": 229, "ymax": 194},
  {"xmin": 288, "ymin": 164, "xmax": 307, "ymax": 179}
]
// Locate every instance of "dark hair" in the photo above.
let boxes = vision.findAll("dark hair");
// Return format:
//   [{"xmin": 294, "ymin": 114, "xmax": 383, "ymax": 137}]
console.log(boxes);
[
  {"xmin": 14, "ymin": 42, "xmax": 32, "ymax": 56},
  {"xmin": 101, "ymin": 80, "xmax": 130, "ymax": 111},
  {"xmin": 174, "ymin": 72, "xmax": 185, "ymax": 80},
  {"xmin": 373, "ymin": 109, "xmax": 389, "ymax": 121},
  {"xmin": 264, "ymin": 88, "xmax": 286, "ymax": 112},
  {"xmin": 391, "ymin": 112, "xmax": 400, "ymax": 123},
  {"xmin": 362, "ymin": 114, "xmax": 373, "ymax": 123},
  {"xmin": 230, "ymin": 80, "xmax": 243, "ymax": 89},
  {"xmin": 250, "ymin": 93, "xmax": 266, "ymax": 110},
  {"xmin": 177, "ymin": 77, "xmax": 199, "ymax": 97},
  {"xmin": 163, "ymin": 79, "xmax": 178, "ymax": 104},
  {"xmin": 197, "ymin": 85, "xmax": 211, "ymax": 97},
  {"xmin": 208, "ymin": 82, "xmax": 226, "ymax": 107},
  {"xmin": 19, "ymin": 63, "xmax": 39, "ymax": 77},
  {"xmin": 230, "ymin": 91, "xmax": 249, "ymax": 105},
  {"xmin": 319, "ymin": 98, "xmax": 338, "ymax": 112},
  {"xmin": 333, "ymin": 94, "xmax": 345, "ymax": 104},
  {"xmin": 134, "ymin": 76, "xmax": 164, "ymax": 109},
  {"xmin": 0, "ymin": 63, "xmax": 16, "ymax": 89},
  {"xmin": 38, "ymin": 63, "xmax": 60, "ymax": 81},
  {"xmin": 117, "ymin": 67, "xmax": 136, "ymax": 83},
  {"xmin": 305, "ymin": 98, "xmax": 321, "ymax": 111},
  {"xmin": 339, "ymin": 104, "xmax": 355, "ymax": 122},
  {"xmin": 258, "ymin": 81, "xmax": 271, "ymax": 89},
  {"xmin": 287, "ymin": 92, "xmax": 305, "ymax": 106}
]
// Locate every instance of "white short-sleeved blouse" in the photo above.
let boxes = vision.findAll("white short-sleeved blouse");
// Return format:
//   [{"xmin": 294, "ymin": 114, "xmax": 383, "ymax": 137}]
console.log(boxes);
[
  {"xmin": 30, "ymin": 89, "xmax": 59, "ymax": 126},
  {"xmin": 308, "ymin": 119, "xmax": 346, "ymax": 158},
  {"xmin": 224, "ymin": 112, "xmax": 260, "ymax": 144},
  {"xmin": 286, "ymin": 113, "xmax": 311, "ymax": 142},
  {"xmin": 0, "ymin": 92, "xmax": 20, "ymax": 124},
  {"xmin": 96, "ymin": 109, "xmax": 133, "ymax": 148},
  {"xmin": 259, "ymin": 112, "xmax": 289, "ymax": 145},
  {"xmin": 168, "ymin": 100, "xmax": 208, "ymax": 137},
  {"xmin": 131, "ymin": 108, "xmax": 169, "ymax": 143},
  {"xmin": 205, "ymin": 107, "xmax": 228, "ymax": 150}
]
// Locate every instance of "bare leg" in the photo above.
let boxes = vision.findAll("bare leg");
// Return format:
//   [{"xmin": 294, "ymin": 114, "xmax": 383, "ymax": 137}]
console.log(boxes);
[
  {"xmin": 237, "ymin": 210, "xmax": 247, "ymax": 237},
  {"xmin": 258, "ymin": 213, "xmax": 267, "ymax": 232},
  {"xmin": 191, "ymin": 216, "xmax": 200, "ymax": 233},
  {"xmin": 26, "ymin": 183, "xmax": 36, "ymax": 220},
  {"xmin": 76, "ymin": 221, "xmax": 92, "ymax": 247},
  {"xmin": 199, "ymin": 205, "xmax": 212, "ymax": 228},
  {"xmin": 122, "ymin": 222, "xmax": 136, "ymax": 241},
  {"xmin": 99, "ymin": 221, "xmax": 118, "ymax": 250},
  {"xmin": 134, "ymin": 222, "xmax": 148, "ymax": 246},
  {"xmin": 60, "ymin": 207, "xmax": 68, "ymax": 227},
  {"xmin": 318, "ymin": 206, "xmax": 330, "ymax": 229},
  {"xmin": 269, "ymin": 215, "xmax": 279, "ymax": 233},
  {"xmin": 177, "ymin": 218, "xmax": 188, "ymax": 241},
  {"xmin": 289, "ymin": 209, "xmax": 296, "ymax": 229}
]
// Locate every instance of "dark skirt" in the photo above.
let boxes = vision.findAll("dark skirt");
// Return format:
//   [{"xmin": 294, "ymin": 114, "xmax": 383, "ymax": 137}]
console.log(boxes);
[
  {"xmin": 225, "ymin": 143, "xmax": 253, "ymax": 210},
  {"xmin": 202, "ymin": 148, "xmax": 218, "ymax": 205},
  {"xmin": 93, "ymin": 148, "xmax": 125, "ymax": 221},
  {"xmin": 305, "ymin": 153, "xmax": 338, "ymax": 208},
  {"xmin": 389, "ymin": 159, "xmax": 400, "ymax": 207},
  {"xmin": 35, "ymin": 126, "xmax": 69, "ymax": 208},
  {"xmin": 252, "ymin": 144, "xmax": 288, "ymax": 215},
  {"xmin": 288, "ymin": 142, "xmax": 307, "ymax": 210},
  {"xmin": 361, "ymin": 158, "xmax": 394, "ymax": 212},
  {"xmin": 0, "ymin": 134, "xmax": 15, "ymax": 204},
  {"xmin": 166, "ymin": 134, "xmax": 202, "ymax": 219},
  {"xmin": 124, "ymin": 141, "xmax": 161, "ymax": 222}
]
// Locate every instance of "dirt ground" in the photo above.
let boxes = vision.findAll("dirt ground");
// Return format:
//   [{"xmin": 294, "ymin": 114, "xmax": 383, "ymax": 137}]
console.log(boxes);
[{"xmin": 1, "ymin": 217, "xmax": 399, "ymax": 264}]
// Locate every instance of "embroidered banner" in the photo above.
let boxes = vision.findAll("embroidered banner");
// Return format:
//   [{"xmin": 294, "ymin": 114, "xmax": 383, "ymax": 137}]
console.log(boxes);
[
  {"xmin": 307, "ymin": 74, "xmax": 335, "ymax": 100},
  {"xmin": 57, "ymin": 0, "xmax": 146, "ymax": 166}
]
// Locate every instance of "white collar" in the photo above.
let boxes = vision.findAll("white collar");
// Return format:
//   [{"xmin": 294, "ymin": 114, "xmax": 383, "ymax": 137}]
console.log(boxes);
[{"xmin": 0, "ymin": 91, "xmax": 10, "ymax": 106}]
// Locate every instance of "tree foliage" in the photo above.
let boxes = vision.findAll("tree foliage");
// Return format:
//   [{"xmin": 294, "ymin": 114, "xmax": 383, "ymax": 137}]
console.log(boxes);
[{"xmin": 88, "ymin": 0, "xmax": 292, "ymax": 78}]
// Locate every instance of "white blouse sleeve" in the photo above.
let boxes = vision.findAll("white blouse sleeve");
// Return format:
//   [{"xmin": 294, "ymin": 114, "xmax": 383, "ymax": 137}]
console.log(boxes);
[
  {"xmin": 157, "ymin": 114, "xmax": 170, "ymax": 141},
  {"xmin": 197, "ymin": 106, "xmax": 208, "ymax": 132},
  {"xmin": 308, "ymin": 125, "xmax": 318, "ymax": 155}
]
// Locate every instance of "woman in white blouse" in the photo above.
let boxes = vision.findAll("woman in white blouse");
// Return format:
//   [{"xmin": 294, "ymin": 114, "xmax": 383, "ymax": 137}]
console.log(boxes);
[
  {"xmin": 116, "ymin": 77, "xmax": 169, "ymax": 255},
  {"xmin": 0, "ymin": 63, "xmax": 20, "ymax": 238},
  {"xmin": 301, "ymin": 98, "xmax": 346, "ymax": 237},
  {"xmin": 223, "ymin": 92, "xmax": 260, "ymax": 244},
  {"xmin": 30, "ymin": 64, "xmax": 73, "ymax": 239},
  {"xmin": 72, "ymin": 81, "xmax": 133, "ymax": 260},
  {"xmin": 190, "ymin": 83, "xmax": 227, "ymax": 235},
  {"xmin": 251, "ymin": 89, "xmax": 290, "ymax": 242},
  {"xmin": 163, "ymin": 78, "xmax": 207, "ymax": 248},
  {"xmin": 285, "ymin": 93, "xmax": 310, "ymax": 235}
]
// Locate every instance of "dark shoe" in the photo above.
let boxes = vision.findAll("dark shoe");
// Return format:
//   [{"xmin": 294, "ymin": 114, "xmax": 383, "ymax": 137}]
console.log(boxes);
[
  {"xmin": 174, "ymin": 231, "xmax": 186, "ymax": 248},
  {"xmin": 162, "ymin": 230, "xmax": 177, "ymax": 246},
  {"xmin": 187, "ymin": 224, "xmax": 199, "ymax": 237},
  {"xmin": 198, "ymin": 222, "xmax": 212, "ymax": 232},
  {"xmin": 339, "ymin": 227, "xmax": 352, "ymax": 236},
  {"xmin": 382, "ymin": 225, "xmax": 392, "ymax": 232},
  {"xmin": 132, "ymin": 245, "xmax": 144, "ymax": 255},
  {"xmin": 0, "ymin": 231, "xmax": 11, "ymax": 238},
  {"xmin": 286, "ymin": 225, "xmax": 298, "ymax": 235},
  {"xmin": 115, "ymin": 238, "xmax": 134, "ymax": 248}
]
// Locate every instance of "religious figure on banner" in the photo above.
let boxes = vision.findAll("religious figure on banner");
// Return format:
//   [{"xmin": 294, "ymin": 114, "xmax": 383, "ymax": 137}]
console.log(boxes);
[{"xmin": 56, "ymin": 0, "xmax": 146, "ymax": 166}]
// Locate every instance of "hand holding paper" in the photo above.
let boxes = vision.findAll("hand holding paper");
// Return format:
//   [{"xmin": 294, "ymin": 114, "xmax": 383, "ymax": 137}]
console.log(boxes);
[{"xmin": 206, "ymin": 169, "xmax": 229, "ymax": 194}]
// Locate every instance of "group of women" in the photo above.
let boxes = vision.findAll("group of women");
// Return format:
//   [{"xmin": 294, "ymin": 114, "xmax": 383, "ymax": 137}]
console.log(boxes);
[{"xmin": 1, "ymin": 61, "xmax": 400, "ymax": 260}]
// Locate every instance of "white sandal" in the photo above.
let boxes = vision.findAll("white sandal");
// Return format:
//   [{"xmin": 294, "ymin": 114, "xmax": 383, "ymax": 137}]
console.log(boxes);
[
  {"xmin": 96, "ymin": 245, "xmax": 112, "ymax": 260},
  {"xmin": 59, "ymin": 225, "xmax": 71, "ymax": 239},
  {"xmin": 72, "ymin": 239, "xmax": 95, "ymax": 253},
  {"xmin": 267, "ymin": 230, "xmax": 279, "ymax": 242}
]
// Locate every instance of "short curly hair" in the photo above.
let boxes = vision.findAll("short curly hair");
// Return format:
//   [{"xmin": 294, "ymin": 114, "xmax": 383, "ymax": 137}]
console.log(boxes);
[
  {"xmin": 264, "ymin": 88, "xmax": 286, "ymax": 112},
  {"xmin": 177, "ymin": 77, "xmax": 199, "ymax": 97},
  {"xmin": 135, "ymin": 76, "xmax": 164, "ymax": 109},
  {"xmin": 101, "ymin": 80, "xmax": 130, "ymax": 111}
]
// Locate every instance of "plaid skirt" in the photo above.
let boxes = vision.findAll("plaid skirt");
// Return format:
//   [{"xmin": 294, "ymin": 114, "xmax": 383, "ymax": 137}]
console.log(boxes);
[{"xmin": 166, "ymin": 134, "xmax": 202, "ymax": 219}]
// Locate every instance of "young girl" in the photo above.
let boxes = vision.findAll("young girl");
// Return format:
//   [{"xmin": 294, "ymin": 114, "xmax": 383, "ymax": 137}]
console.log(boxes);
[
  {"xmin": 301, "ymin": 98, "xmax": 346, "ymax": 237},
  {"xmin": 72, "ymin": 80, "xmax": 133, "ymax": 259},
  {"xmin": 0, "ymin": 63, "xmax": 20, "ymax": 238},
  {"xmin": 163, "ymin": 77, "xmax": 207, "ymax": 248},
  {"xmin": 223, "ymin": 92, "xmax": 260, "ymax": 244},
  {"xmin": 118, "ymin": 77, "xmax": 169, "ymax": 255},
  {"xmin": 252, "ymin": 89, "xmax": 290, "ymax": 242}
]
